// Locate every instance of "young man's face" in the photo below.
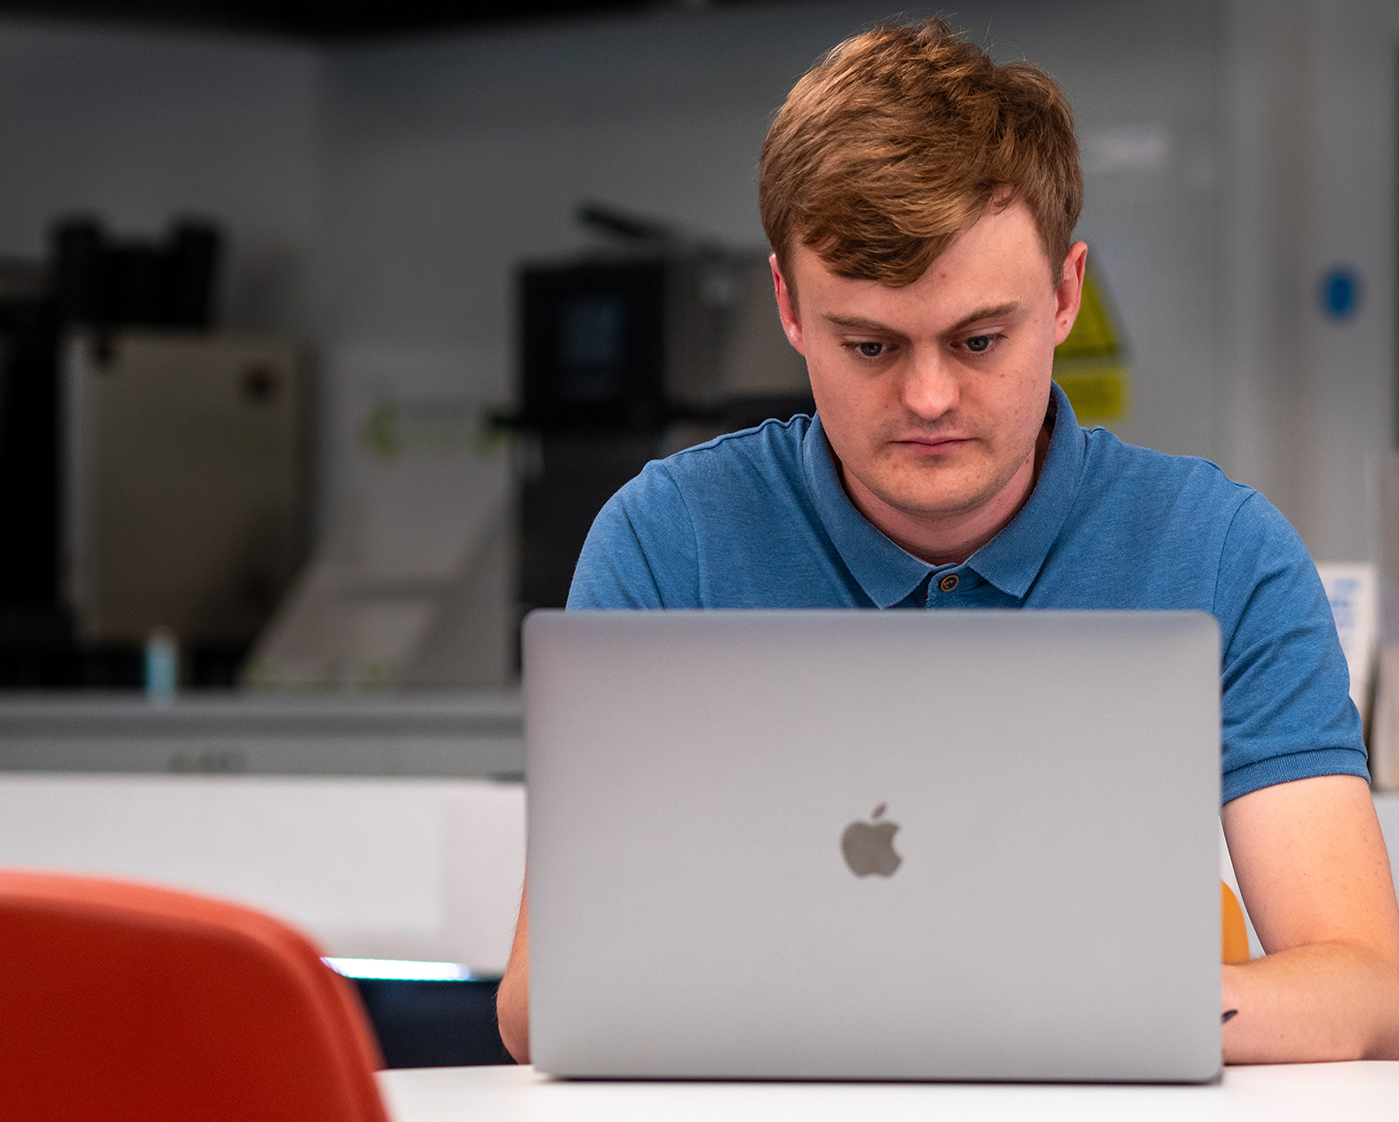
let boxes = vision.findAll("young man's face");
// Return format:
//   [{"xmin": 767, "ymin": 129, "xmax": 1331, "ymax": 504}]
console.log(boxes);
[{"xmin": 773, "ymin": 201, "xmax": 1085, "ymax": 550}]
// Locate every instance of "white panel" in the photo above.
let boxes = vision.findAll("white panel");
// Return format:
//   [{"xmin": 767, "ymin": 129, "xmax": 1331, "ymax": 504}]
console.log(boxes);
[
  {"xmin": 0, "ymin": 774, "xmax": 525, "ymax": 975},
  {"xmin": 65, "ymin": 332, "xmax": 305, "ymax": 645},
  {"xmin": 1375, "ymin": 795, "xmax": 1399, "ymax": 899},
  {"xmin": 1219, "ymin": 822, "xmax": 1265, "ymax": 960}
]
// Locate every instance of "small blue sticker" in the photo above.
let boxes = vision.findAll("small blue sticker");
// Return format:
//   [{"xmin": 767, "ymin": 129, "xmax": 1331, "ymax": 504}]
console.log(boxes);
[{"xmin": 1320, "ymin": 267, "xmax": 1361, "ymax": 320}]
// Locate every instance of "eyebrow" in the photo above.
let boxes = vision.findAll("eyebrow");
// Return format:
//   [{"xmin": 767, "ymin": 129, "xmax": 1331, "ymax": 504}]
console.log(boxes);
[{"xmin": 821, "ymin": 301, "xmax": 1022, "ymax": 338}]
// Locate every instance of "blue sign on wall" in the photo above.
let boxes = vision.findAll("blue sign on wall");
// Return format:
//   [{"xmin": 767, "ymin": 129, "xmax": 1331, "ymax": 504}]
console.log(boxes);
[{"xmin": 1319, "ymin": 267, "xmax": 1361, "ymax": 320}]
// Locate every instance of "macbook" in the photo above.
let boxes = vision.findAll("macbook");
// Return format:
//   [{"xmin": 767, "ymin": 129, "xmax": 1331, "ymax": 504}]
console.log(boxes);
[{"xmin": 524, "ymin": 609, "xmax": 1221, "ymax": 1081}]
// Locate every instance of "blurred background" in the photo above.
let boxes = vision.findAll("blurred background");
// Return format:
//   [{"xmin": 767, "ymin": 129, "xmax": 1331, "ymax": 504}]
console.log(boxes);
[
  {"xmin": 0, "ymin": 0, "xmax": 1389, "ymax": 693},
  {"xmin": 0, "ymin": 0, "xmax": 1395, "ymax": 1068}
]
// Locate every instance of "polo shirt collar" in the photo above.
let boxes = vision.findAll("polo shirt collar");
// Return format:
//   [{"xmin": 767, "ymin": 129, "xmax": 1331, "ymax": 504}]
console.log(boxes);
[
  {"xmin": 802, "ymin": 381, "xmax": 1086, "ymax": 606},
  {"xmin": 802, "ymin": 415, "xmax": 932, "ymax": 608}
]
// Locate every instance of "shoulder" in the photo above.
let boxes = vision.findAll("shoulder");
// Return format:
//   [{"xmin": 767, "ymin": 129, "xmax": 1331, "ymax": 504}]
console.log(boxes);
[
  {"xmin": 1069, "ymin": 425, "xmax": 1266, "ymax": 558},
  {"xmin": 1079, "ymin": 425, "xmax": 1254, "ymax": 514},
  {"xmin": 1083, "ymin": 427, "xmax": 1302, "ymax": 563},
  {"xmin": 603, "ymin": 414, "xmax": 812, "ymax": 527},
  {"xmin": 569, "ymin": 414, "xmax": 815, "ymax": 609},
  {"xmin": 1037, "ymin": 424, "xmax": 1303, "ymax": 611},
  {"xmin": 646, "ymin": 413, "xmax": 812, "ymax": 497}
]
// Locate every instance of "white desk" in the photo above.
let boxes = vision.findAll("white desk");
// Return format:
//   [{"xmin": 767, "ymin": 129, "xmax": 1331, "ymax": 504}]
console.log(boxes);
[{"xmin": 378, "ymin": 1062, "xmax": 1399, "ymax": 1121}]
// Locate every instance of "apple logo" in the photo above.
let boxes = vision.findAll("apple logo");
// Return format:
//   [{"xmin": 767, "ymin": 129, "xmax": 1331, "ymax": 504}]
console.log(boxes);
[{"xmin": 841, "ymin": 803, "xmax": 902, "ymax": 877}]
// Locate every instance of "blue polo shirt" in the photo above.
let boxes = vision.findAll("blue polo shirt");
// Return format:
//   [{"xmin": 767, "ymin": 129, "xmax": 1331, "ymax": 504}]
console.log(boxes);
[{"xmin": 569, "ymin": 382, "xmax": 1368, "ymax": 803}]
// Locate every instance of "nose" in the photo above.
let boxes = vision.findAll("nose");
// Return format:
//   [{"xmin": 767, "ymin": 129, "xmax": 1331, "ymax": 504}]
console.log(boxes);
[{"xmin": 900, "ymin": 347, "xmax": 959, "ymax": 420}]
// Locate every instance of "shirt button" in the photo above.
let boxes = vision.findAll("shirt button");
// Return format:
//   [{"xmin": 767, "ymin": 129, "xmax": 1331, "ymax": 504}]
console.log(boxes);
[{"xmin": 938, "ymin": 574, "xmax": 959, "ymax": 593}]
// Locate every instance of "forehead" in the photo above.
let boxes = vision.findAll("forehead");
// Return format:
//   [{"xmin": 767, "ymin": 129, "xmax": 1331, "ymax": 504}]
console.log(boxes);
[{"xmin": 792, "ymin": 201, "xmax": 1055, "ymax": 328}]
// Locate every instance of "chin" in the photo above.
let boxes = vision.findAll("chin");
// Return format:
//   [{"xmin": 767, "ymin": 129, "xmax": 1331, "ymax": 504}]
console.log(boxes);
[
  {"xmin": 871, "ymin": 464, "xmax": 979, "ymax": 509},
  {"xmin": 881, "ymin": 485, "xmax": 983, "ymax": 521}
]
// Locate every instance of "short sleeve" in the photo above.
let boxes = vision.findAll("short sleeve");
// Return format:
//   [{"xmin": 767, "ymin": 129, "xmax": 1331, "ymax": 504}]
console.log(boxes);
[
  {"xmin": 1213, "ymin": 492, "xmax": 1368, "ymax": 803},
  {"xmin": 567, "ymin": 462, "xmax": 701, "ymax": 609}
]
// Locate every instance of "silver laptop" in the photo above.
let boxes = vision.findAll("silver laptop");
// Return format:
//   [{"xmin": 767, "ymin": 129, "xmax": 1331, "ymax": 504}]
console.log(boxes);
[{"xmin": 524, "ymin": 610, "xmax": 1221, "ymax": 1082}]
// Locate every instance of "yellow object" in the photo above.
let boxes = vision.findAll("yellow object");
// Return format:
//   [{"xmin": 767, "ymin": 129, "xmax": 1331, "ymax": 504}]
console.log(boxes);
[
  {"xmin": 1222, "ymin": 881, "xmax": 1250, "ymax": 964},
  {"xmin": 1055, "ymin": 270, "xmax": 1118, "ymax": 360},
  {"xmin": 1053, "ymin": 267, "xmax": 1129, "ymax": 424},
  {"xmin": 1054, "ymin": 365, "xmax": 1128, "ymax": 424}
]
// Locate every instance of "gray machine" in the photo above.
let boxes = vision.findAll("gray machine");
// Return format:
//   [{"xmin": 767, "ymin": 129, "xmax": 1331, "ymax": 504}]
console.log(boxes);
[{"xmin": 524, "ymin": 610, "xmax": 1222, "ymax": 1082}]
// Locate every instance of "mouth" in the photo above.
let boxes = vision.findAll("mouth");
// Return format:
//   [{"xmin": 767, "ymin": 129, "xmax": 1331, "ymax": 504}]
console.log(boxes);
[{"xmin": 892, "ymin": 435, "xmax": 973, "ymax": 454}]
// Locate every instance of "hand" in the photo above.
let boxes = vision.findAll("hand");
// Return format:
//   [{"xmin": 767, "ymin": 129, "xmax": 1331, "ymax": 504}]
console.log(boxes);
[{"xmin": 497, "ymin": 873, "xmax": 530, "ymax": 1063}]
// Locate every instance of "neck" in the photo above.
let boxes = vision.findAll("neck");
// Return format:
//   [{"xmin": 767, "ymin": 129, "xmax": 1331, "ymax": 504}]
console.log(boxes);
[{"xmin": 840, "ymin": 424, "xmax": 1051, "ymax": 566}]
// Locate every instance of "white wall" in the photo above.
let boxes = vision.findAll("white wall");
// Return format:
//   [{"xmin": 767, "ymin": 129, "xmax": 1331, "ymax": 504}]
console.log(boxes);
[
  {"xmin": 0, "ymin": 21, "xmax": 322, "ymax": 336},
  {"xmin": 1220, "ymin": 0, "xmax": 1399, "ymax": 562}
]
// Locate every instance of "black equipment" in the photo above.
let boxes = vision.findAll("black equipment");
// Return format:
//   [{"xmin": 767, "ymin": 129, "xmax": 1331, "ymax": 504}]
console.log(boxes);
[{"xmin": 513, "ymin": 204, "xmax": 812, "ymax": 620}]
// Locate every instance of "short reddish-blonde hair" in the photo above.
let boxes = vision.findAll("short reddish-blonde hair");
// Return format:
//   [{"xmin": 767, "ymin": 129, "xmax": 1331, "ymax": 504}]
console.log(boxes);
[{"xmin": 759, "ymin": 19, "xmax": 1082, "ymax": 291}]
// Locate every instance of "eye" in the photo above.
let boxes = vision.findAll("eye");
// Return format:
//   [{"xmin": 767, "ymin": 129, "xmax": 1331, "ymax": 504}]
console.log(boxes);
[
  {"xmin": 853, "ymin": 342, "xmax": 886, "ymax": 358},
  {"xmin": 965, "ymin": 334, "xmax": 993, "ymax": 353}
]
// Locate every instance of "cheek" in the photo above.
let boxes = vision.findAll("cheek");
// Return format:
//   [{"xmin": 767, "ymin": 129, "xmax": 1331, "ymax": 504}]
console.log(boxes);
[
  {"xmin": 1002, "ymin": 364, "xmax": 1055, "ymax": 438},
  {"xmin": 960, "ymin": 355, "xmax": 1050, "ymax": 441},
  {"xmin": 804, "ymin": 347, "xmax": 850, "ymax": 408},
  {"xmin": 804, "ymin": 355, "xmax": 883, "ymax": 448},
  {"xmin": 991, "ymin": 333, "xmax": 1054, "ymax": 395}
]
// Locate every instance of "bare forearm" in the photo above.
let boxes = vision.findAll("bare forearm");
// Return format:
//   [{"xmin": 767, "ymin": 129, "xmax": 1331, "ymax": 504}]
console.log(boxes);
[
  {"xmin": 497, "ymin": 877, "xmax": 530, "ymax": 1063},
  {"xmin": 1222, "ymin": 776, "xmax": 1399, "ymax": 1063},
  {"xmin": 1223, "ymin": 943, "xmax": 1399, "ymax": 1062}
]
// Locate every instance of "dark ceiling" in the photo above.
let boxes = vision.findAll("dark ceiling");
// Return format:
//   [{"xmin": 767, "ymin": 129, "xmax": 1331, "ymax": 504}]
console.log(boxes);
[{"xmin": 0, "ymin": 0, "xmax": 760, "ymax": 40}]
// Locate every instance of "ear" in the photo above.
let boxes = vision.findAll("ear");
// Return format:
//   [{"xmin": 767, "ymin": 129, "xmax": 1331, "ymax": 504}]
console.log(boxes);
[
  {"xmin": 770, "ymin": 253, "xmax": 806, "ymax": 355},
  {"xmin": 1053, "ymin": 241, "xmax": 1088, "ymax": 347}
]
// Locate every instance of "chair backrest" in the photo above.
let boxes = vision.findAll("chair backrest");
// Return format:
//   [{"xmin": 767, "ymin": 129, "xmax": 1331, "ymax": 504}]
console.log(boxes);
[
  {"xmin": 1222, "ymin": 880, "xmax": 1250, "ymax": 964},
  {"xmin": 0, "ymin": 869, "xmax": 390, "ymax": 1122}
]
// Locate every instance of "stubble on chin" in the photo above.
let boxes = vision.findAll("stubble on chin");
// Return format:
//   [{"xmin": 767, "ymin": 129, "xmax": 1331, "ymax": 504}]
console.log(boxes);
[{"xmin": 865, "ymin": 435, "xmax": 1027, "ymax": 523}]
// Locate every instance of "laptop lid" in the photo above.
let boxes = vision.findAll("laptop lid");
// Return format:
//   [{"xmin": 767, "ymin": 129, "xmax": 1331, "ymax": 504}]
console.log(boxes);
[{"xmin": 525, "ymin": 610, "xmax": 1221, "ymax": 1081}]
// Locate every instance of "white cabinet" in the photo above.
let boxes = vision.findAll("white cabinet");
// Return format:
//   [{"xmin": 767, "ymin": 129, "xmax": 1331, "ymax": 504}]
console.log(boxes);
[{"xmin": 64, "ymin": 330, "xmax": 305, "ymax": 647}]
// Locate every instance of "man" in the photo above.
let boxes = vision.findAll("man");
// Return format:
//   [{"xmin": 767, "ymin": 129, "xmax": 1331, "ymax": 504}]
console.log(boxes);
[{"xmin": 498, "ymin": 19, "xmax": 1399, "ymax": 1064}]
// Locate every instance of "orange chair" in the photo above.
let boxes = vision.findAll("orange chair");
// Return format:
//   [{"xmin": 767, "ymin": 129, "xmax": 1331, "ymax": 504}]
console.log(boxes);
[
  {"xmin": 0, "ymin": 869, "xmax": 389, "ymax": 1122},
  {"xmin": 1222, "ymin": 880, "xmax": 1250, "ymax": 965}
]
